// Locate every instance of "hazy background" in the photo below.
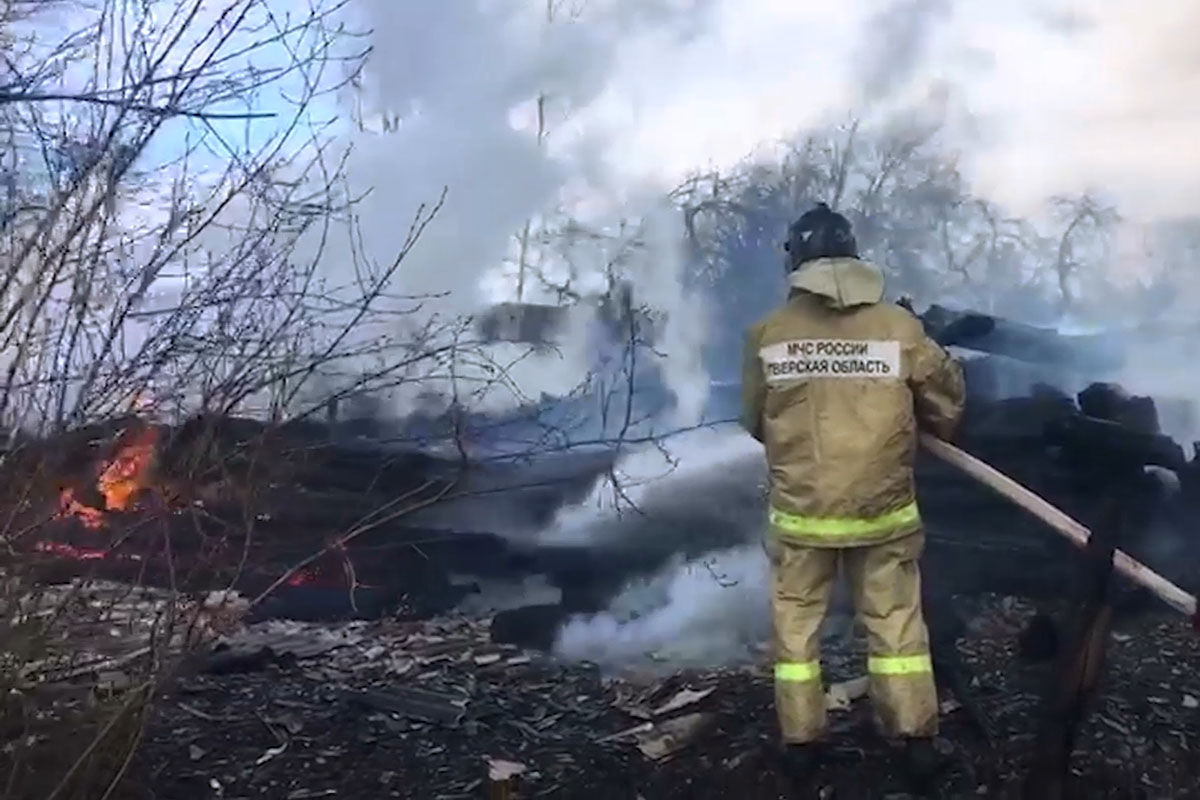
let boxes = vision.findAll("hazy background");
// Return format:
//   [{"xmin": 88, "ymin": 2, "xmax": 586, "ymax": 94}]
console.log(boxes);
[
  {"xmin": 309, "ymin": 0, "xmax": 1200, "ymax": 425},
  {"xmin": 325, "ymin": 0, "xmax": 1200, "ymax": 666},
  {"xmin": 8, "ymin": 0, "xmax": 1199, "ymax": 668}
]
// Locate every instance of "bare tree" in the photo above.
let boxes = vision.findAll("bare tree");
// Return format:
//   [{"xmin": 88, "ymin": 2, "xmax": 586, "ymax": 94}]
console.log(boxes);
[
  {"xmin": 0, "ymin": 0, "xmax": 512, "ymax": 441},
  {"xmin": 672, "ymin": 114, "xmax": 1121, "ymax": 380},
  {"xmin": 1047, "ymin": 192, "xmax": 1121, "ymax": 313},
  {"xmin": 0, "ymin": 2, "xmax": 507, "ymax": 797}
]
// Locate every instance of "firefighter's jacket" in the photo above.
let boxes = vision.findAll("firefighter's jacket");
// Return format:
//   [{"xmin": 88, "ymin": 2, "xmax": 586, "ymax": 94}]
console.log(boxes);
[{"xmin": 741, "ymin": 257, "xmax": 965, "ymax": 547}]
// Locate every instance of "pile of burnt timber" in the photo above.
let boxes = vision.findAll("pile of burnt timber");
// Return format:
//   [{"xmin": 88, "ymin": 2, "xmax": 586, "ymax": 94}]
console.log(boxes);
[
  {"xmin": 917, "ymin": 380, "xmax": 1200, "ymax": 602},
  {"xmin": 9, "ymin": 373, "xmax": 1199, "ymax": 644},
  {"xmin": 918, "ymin": 304, "xmax": 1125, "ymax": 372},
  {"xmin": 1, "ymin": 412, "xmax": 622, "ymax": 623},
  {"xmin": 21, "ymin": 377, "xmax": 1189, "ymax": 635},
  {"xmin": 480, "ymin": 378, "xmax": 1200, "ymax": 663}
]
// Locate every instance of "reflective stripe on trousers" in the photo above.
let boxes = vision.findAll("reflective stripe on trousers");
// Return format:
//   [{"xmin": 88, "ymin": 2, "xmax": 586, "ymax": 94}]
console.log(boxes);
[
  {"xmin": 869, "ymin": 654, "xmax": 933, "ymax": 676},
  {"xmin": 775, "ymin": 660, "xmax": 821, "ymax": 683},
  {"xmin": 775, "ymin": 655, "xmax": 930, "ymax": 684},
  {"xmin": 769, "ymin": 500, "xmax": 920, "ymax": 539}
]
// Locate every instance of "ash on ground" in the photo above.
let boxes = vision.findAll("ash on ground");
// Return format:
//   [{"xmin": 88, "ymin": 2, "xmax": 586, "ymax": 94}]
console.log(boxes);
[{"xmin": 123, "ymin": 593, "xmax": 1200, "ymax": 799}]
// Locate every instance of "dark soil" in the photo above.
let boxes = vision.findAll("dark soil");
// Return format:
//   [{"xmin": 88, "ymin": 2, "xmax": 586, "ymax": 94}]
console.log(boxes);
[{"xmin": 124, "ymin": 594, "xmax": 1200, "ymax": 800}]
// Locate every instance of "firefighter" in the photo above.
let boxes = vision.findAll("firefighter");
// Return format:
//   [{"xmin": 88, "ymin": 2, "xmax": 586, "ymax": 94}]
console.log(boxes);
[{"xmin": 741, "ymin": 202, "xmax": 965, "ymax": 787}]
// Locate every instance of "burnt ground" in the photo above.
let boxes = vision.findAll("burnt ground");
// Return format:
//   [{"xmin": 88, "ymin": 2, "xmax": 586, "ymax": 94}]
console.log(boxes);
[{"xmin": 124, "ymin": 594, "xmax": 1200, "ymax": 800}]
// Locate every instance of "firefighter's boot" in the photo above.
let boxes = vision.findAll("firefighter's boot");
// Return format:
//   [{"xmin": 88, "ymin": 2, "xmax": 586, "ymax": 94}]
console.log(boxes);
[
  {"xmin": 902, "ymin": 737, "xmax": 940, "ymax": 792},
  {"xmin": 781, "ymin": 742, "xmax": 821, "ymax": 785}
]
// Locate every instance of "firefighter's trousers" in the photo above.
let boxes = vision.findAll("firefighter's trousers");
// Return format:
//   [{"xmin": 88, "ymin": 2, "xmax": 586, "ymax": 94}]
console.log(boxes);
[{"xmin": 769, "ymin": 530, "xmax": 937, "ymax": 743}]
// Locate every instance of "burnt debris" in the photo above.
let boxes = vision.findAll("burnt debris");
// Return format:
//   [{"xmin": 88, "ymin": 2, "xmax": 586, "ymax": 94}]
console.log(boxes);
[
  {"xmin": 118, "ymin": 596, "xmax": 1200, "ymax": 799},
  {"xmin": 918, "ymin": 304, "xmax": 1124, "ymax": 372}
]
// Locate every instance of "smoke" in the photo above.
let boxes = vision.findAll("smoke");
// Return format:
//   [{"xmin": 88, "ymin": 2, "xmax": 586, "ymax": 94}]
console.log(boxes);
[
  {"xmin": 554, "ymin": 546, "xmax": 771, "ymax": 668},
  {"xmin": 552, "ymin": 544, "xmax": 856, "ymax": 670},
  {"xmin": 534, "ymin": 427, "xmax": 779, "ymax": 669},
  {"xmin": 537, "ymin": 425, "xmax": 765, "ymax": 550},
  {"xmin": 305, "ymin": 0, "xmax": 1200, "ymax": 666},
  {"xmin": 304, "ymin": 0, "xmax": 716, "ymax": 421},
  {"xmin": 291, "ymin": 0, "xmax": 1200, "ymax": 429},
  {"xmin": 855, "ymin": 0, "xmax": 954, "ymax": 105},
  {"xmin": 948, "ymin": 1, "xmax": 1200, "ymax": 219},
  {"xmin": 621, "ymin": 202, "xmax": 712, "ymax": 426}
]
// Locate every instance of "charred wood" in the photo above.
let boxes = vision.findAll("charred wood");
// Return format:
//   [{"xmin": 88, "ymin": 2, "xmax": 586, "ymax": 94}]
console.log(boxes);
[
  {"xmin": 347, "ymin": 687, "xmax": 469, "ymax": 727},
  {"xmin": 917, "ymin": 304, "xmax": 1124, "ymax": 371},
  {"xmin": 1045, "ymin": 414, "xmax": 1185, "ymax": 473}
]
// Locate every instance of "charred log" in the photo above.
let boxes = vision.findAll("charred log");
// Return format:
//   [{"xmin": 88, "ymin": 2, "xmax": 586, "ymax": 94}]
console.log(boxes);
[
  {"xmin": 917, "ymin": 304, "xmax": 1124, "ymax": 371},
  {"xmin": 1045, "ymin": 415, "xmax": 1185, "ymax": 473}
]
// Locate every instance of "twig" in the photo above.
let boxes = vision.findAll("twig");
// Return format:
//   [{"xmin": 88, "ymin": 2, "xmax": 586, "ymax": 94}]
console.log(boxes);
[{"xmin": 23, "ymin": 645, "xmax": 152, "ymax": 686}]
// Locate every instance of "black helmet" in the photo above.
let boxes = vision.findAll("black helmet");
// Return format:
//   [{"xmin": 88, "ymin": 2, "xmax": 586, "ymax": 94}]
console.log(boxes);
[{"xmin": 784, "ymin": 202, "xmax": 858, "ymax": 270}]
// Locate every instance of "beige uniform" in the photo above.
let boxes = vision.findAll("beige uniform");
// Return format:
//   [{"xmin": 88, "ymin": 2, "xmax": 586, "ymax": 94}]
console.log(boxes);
[{"xmin": 741, "ymin": 256, "xmax": 965, "ymax": 744}]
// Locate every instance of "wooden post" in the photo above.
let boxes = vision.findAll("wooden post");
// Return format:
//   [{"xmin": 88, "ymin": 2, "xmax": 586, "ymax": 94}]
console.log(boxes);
[{"xmin": 1022, "ymin": 498, "xmax": 1120, "ymax": 799}]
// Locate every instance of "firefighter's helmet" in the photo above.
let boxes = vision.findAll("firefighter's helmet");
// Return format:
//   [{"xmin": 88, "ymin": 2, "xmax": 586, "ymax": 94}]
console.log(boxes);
[{"xmin": 784, "ymin": 202, "xmax": 858, "ymax": 270}]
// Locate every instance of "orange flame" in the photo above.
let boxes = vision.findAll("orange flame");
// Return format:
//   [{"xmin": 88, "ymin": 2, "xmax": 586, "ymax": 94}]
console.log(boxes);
[
  {"xmin": 58, "ymin": 423, "xmax": 160, "ymax": 529},
  {"xmin": 97, "ymin": 425, "xmax": 158, "ymax": 512}
]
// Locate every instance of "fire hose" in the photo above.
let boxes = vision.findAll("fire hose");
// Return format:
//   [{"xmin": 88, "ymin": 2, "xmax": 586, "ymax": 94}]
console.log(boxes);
[{"xmin": 919, "ymin": 434, "xmax": 1200, "ymax": 624}]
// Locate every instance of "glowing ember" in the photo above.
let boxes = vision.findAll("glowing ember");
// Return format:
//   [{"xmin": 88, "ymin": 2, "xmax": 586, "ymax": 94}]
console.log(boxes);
[
  {"xmin": 57, "ymin": 423, "xmax": 160, "ymax": 529},
  {"xmin": 34, "ymin": 540, "xmax": 109, "ymax": 560},
  {"xmin": 58, "ymin": 488, "xmax": 106, "ymax": 530},
  {"xmin": 286, "ymin": 568, "xmax": 318, "ymax": 586}
]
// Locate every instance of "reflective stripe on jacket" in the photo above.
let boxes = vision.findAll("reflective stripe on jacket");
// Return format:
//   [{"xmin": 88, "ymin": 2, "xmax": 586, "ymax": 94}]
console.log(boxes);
[{"xmin": 741, "ymin": 257, "xmax": 965, "ymax": 547}]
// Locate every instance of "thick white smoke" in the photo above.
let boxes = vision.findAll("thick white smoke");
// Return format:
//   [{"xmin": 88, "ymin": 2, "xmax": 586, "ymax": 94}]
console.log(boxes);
[
  {"xmin": 537, "ymin": 426, "xmax": 765, "ymax": 549},
  {"xmin": 554, "ymin": 546, "xmax": 772, "ymax": 668},
  {"xmin": 292, "ymin": 0, "xmax": 1200, "ymax": 430},
  {"xmin": 300, "ymin": 1, "xmax": 715, "ymax": 422},
  {"xmin": 552, "ymin": 545, "xmax": 857, "ymax": 671},
  {"xmin": 521, "ymin": 427, "xmax": 766, "ymax": 665},
  {"xmin": 534, "ymin": 425, "xmax": 862, "ymax": 669}
]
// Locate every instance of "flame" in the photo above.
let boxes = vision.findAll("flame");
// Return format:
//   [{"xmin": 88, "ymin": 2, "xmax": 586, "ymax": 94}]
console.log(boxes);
[
  {"xmin": 57, "ymin": 423, "xmax": 160, "ymax": 529},
  {"xmin": 97, "ymin": 425, "xmax": 158, "ymax": 512}
]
